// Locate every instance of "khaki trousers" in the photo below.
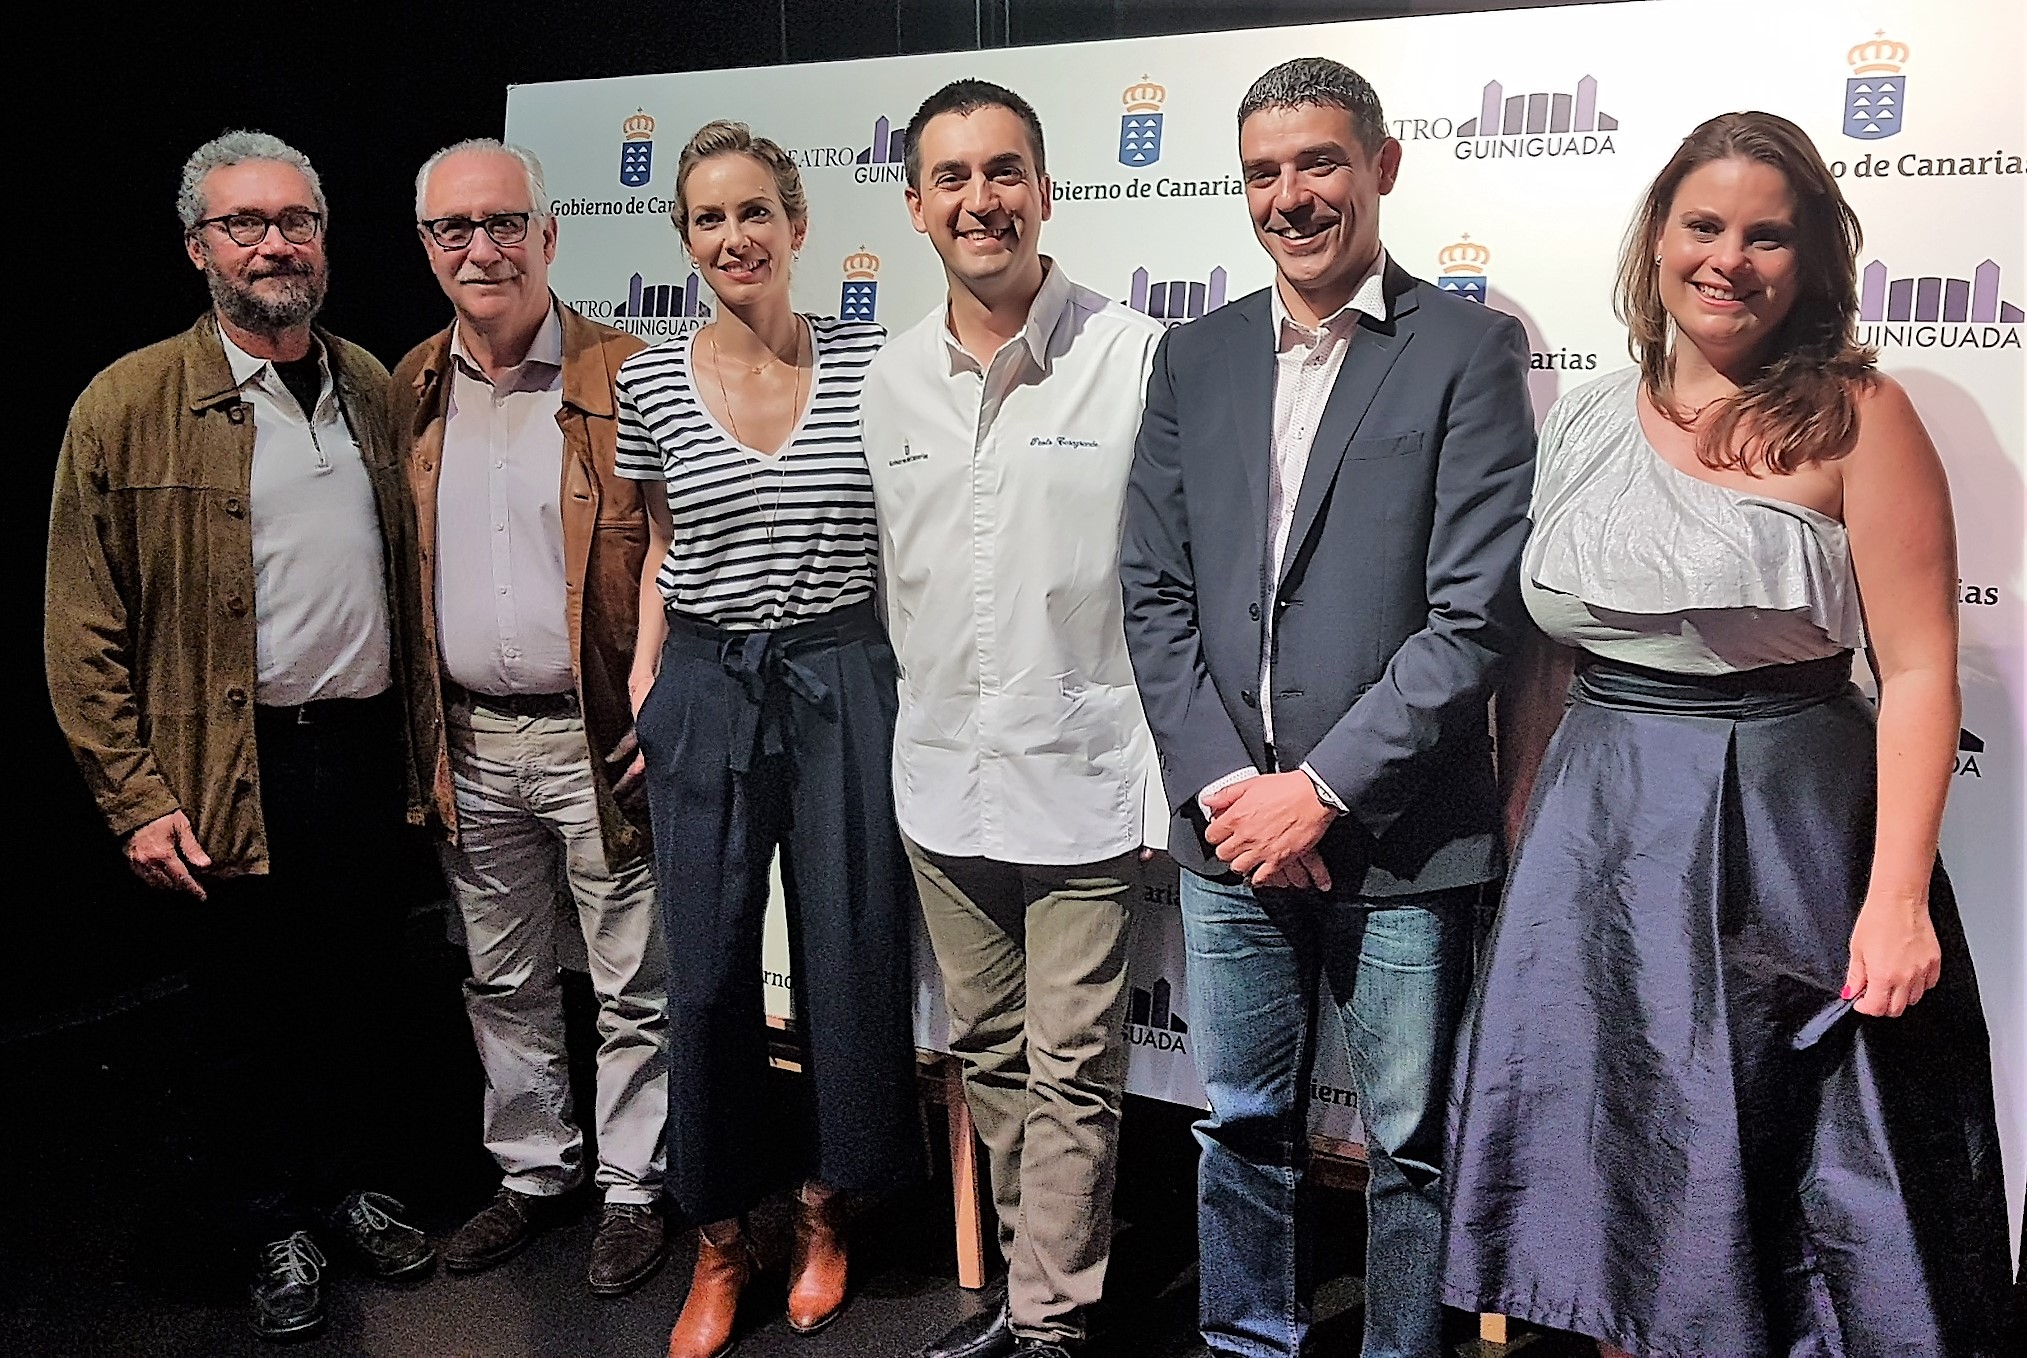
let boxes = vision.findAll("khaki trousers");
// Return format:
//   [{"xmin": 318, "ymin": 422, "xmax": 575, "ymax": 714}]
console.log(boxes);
[
  {"xmin": 908, "ymin": 839, "xmax": 1139, "ymax": 1343},
  {"xmin": 440, "ymin": 700, "xmax": 669, "ymax": 1205}
]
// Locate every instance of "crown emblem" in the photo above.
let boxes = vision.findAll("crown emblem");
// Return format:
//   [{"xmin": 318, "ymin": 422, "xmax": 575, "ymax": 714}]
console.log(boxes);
[
  {"xmin": 1848, "ymin": 31, "xmax": 1908, "ymax": 75},
  {"xmin": 1439, "ymin": 236, "xmax": 1491, "ymax": 274},
  {"xmin": 623, "ymin": 110, "xmax": 655, "ymax": 140},
  {"xmin": 1123, "ymin": 77, "xmax": 1167, "ymax": 113},
  {"xmin": 842, "ymin": 247, "xmax": 880, "ymax": 279}
]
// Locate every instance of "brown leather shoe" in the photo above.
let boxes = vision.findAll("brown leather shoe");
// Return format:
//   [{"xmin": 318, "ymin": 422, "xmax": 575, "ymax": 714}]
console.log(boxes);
[
  {"xmin": 786, "ymin": 1191, "xmax": 848, "ymax": 1334},
  {"xmin": 445, "ymin": 1188, "xmax": 572, "ymax": 1273},
  {"xmin": 588, "ymin": 1202, "xmax": 667, "ymax": 1296},
  {"xmin": 668, "ymin": 1223, "xmax": 751, "ymax": 1358}
]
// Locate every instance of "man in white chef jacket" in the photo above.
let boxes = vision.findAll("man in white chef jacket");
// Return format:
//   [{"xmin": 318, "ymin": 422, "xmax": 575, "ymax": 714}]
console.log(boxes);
[{"xmin": 861, "ymin": 79, "xmax": 1165, "ymax": 1358}]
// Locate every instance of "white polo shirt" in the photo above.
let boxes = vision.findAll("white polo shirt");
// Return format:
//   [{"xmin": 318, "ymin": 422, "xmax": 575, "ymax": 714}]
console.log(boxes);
[
  {"xmin": 861, "ymin": 261, "xmax": 1166, "ymax": 865},
  {"xmin": 220, "ymin": 328, "xmax": 391, "ymax": 707}
]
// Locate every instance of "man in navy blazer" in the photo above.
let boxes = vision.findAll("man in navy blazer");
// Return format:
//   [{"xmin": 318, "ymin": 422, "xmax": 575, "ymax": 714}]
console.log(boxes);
[{"xmin": 1121, "ymin": 58, "xmax": 1535, "ymax": 1358}]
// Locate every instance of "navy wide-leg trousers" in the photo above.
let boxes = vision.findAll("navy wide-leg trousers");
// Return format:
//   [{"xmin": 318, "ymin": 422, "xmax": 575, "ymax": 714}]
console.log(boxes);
[{"xmin": 636, "ymin": 600, "xmax": 921, "ymax": 1224}]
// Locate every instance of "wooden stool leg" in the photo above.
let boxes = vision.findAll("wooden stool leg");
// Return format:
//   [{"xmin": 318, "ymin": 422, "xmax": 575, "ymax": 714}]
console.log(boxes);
[
  {"xmin": 1480, "ymin": 1313, "xmax": 1510, "ymax": 1344},
  {"xmin": 946, "ymin": 1068, "xmax": 988, "ymax": 1289}
]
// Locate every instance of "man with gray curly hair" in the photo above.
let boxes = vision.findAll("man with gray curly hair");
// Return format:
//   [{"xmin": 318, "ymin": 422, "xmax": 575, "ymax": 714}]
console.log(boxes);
[
  {"xmin": 46, "ymin": 130, "xmax": 433, "ymax": 1341},
  {"xmin": 176, "ymin": 130, "xmax": 332, "ymax": 337}
]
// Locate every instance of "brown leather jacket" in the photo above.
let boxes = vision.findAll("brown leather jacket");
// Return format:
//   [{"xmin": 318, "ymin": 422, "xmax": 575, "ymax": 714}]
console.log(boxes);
[
  {"xmin": 44, "ymin": 312, "xmax": 425, "ymax": 874},
  {"xmin": 390, "ymin": 302, "xmax": 651, "ymax": 868}
]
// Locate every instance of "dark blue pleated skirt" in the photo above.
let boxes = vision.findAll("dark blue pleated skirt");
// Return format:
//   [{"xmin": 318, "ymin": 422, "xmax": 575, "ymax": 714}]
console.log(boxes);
[{"xmin": 1442, "ymin": 654, "xmax": 2012, "ymax": 1357}]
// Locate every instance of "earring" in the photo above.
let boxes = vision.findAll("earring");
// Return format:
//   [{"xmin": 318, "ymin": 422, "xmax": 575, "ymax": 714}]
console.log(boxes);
[{"xmin": 1653, "ymin": 254, "xmax": 1662, "ymax": 264}]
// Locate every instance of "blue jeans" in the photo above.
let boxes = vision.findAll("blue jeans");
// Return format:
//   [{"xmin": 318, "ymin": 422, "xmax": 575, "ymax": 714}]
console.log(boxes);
[{"xmin": 1180, "ymin": 870, "xmax": 1476, "ymax": 1358}]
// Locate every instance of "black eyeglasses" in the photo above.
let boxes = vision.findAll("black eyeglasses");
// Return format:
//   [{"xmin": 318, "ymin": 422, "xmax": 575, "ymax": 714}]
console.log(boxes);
[
  {"xmin": 194, "ymin": 209, "xmax": 324, "ymax": 247},
  {"xmin": 418, "ymin": 212, "xmax": 533, "ymax": 249}
]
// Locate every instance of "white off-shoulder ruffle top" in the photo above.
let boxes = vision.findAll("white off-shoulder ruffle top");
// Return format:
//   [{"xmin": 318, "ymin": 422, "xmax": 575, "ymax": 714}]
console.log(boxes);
[{"xmin": 1522, "ymin": 367, "xmax": 1864, "ymax": 675}]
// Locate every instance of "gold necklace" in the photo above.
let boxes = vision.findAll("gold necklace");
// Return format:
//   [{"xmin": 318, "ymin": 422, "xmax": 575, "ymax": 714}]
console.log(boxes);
[
  {"xmin": 706, "ymin": 320, "xmax": 807, "ymax": 450},
  {"xmin": 705, "ymin": 319, "xmax": 810, "ymax": 619}
]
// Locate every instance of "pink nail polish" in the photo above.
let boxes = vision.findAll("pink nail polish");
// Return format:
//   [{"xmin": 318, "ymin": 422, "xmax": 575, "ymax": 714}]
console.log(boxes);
[{"xmin": 1840, "ymin": 985, "xmax": 1853, "ymax": 1001}]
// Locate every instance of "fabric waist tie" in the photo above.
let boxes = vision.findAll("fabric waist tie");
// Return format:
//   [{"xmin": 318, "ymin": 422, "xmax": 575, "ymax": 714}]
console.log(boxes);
[
  {"xmin": 663, "ymin": 600, "xmax": 883, "ymax": 773},
  {"xmin": 1573, "ymin": 650, "xmax": 1855, "ymax": 720}
]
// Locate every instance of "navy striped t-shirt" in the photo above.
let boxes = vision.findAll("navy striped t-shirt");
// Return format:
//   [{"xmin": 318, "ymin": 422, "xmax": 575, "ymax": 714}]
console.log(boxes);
[{"xmin": 614, "ymin": 315, "xmax": 883, "ymax": 629}]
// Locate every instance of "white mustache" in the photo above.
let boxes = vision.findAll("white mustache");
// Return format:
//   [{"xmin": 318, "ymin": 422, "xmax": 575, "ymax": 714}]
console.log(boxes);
[{"xmin": 456, "ymin": 266, "xmax": 522, "ymax": 283}]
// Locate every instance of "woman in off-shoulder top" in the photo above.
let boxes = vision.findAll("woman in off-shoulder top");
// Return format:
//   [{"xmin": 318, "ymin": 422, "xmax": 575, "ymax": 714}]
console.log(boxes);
[{"xmin": 1441, "ymin": 112, "xmax": 2010, "ymax": 1357}]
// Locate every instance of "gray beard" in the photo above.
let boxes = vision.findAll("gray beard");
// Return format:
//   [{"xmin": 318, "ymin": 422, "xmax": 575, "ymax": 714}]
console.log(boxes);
[{"xmin": 207, "ymin": 263, "xmax": 328, "ymax": 337}]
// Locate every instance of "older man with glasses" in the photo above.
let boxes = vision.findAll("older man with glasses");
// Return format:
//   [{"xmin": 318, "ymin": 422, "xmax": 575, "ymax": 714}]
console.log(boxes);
[
  {"xmin": 391, "ymin": 139, "xmax": 670, "ymax": 1297},
  {"xmin": 46, "ymin": 129, "xmax": 432, "ymax": 1341}
]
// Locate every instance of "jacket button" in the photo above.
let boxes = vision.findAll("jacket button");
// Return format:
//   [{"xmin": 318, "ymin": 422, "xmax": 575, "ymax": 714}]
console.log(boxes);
[
  {"xmin": 1241, "ymin": 688, "xmax": 1258, "ymax": 708},
  {"xmin": 226, "ymin": 595, "xmax": 248, "ymax": 616},
  {"xmin": 1248, "ymin": 602, "xmax": 1261, "ymax": 621},
  {"xmin": 226, "ymin": 687, "xmax": 248, "ymax": 707},
  {"xmin": 223, "ymin": 496, "xmax": 244, "ymax": 517}
]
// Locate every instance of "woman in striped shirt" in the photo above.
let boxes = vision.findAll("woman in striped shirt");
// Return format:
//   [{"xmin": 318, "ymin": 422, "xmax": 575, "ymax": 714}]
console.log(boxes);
[{"xmin": 615, "ymin": 120, "xmax": 919, "ymax": 1358}]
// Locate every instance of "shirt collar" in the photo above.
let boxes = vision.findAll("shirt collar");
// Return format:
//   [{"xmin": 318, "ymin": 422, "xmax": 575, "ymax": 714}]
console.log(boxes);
[
  {"xmin": 217, "ymin": 320, "xmax": 327, "ymax": 392},
  {"xmin": 940, "ymin": 256, "xmax": 1073, "ymax": 374},
  {"xmin": 450, "ymin": 303, "xmax": 564, "ymax": 384},
  {"xmin": 1270, "ymin": 247, "xmax": 1390, "ymax": 349}
]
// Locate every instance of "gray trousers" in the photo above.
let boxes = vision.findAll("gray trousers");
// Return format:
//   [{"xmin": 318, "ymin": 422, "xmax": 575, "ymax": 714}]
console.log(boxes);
[
  {"xmin": 440, "ymin": 700, "xmax": 670, "ymax": 1205},
  {"xmin": 908, "ymin": 839, "xmax": 1139, "ymax": 1343}
]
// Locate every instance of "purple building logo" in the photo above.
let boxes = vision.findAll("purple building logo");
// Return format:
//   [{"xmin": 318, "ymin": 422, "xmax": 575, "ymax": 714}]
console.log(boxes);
[
  {"xmin": 1844, "ymin": 32, "xmax": 1908, "ymax": 141},
  {"xmin": 1129, "ymin": 978, "xmax": 1187, "ymax": 1034},
  {"xmin": 1127, "ymin": 977, "xmax": 1188, "ymax": 1051},
  {"xmin": 1119, "ymin": 76, "xmax": 1166, "ymax": 168},
  {"xmin": 619, "ymin": 110, "xmax": 654, "ymax": 189},
  {"xmin": 1860, "ymin": 259, "xmax": 2022, "ymax": 324},
  {"xmin": 1436, "ymin": 236, "xmax": 1490, "ymax": 303},
  {"xmin": 618, "ymin": 271, "xmax": 710, "ymax": 320},
  {"xmin": 1458, "ymin": 75, "xmax": 1616, "ymax": 139},
  {"xmin": 852, "ymin": 115, "xmax": 907, "ymax": 184},
  {"xmin": 1128, "ymin": 266, "xmax": 1227, "ymax": 326},
  {"xmin": 840, "ymin": 248, "xmax": 879, "ymax": 323}
]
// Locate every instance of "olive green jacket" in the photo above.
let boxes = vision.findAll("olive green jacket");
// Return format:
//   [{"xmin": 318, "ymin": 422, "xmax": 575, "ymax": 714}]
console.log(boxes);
[{"xmin": 45, "ymin": 312, "xmax": 425, "ymax": 875}]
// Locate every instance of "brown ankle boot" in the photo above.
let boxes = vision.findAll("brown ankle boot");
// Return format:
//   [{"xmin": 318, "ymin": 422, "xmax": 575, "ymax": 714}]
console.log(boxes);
[
  {"xmin": 785, "ymin": 1191, "xmax": 848, "ymax": 1333},
  {"xmin": 668, "ymin": 1223, "xmax": 750, "ymax": 1358}
]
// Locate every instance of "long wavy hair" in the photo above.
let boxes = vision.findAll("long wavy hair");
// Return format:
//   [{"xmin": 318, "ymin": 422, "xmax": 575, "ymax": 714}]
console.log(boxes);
[{"xmin": 1615, "ymin": 112, "xmax": 1876, "ymax": 474}]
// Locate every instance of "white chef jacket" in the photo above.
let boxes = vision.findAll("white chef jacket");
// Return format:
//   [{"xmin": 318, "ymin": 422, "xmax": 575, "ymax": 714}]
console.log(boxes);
[{"xmin": 861, "ymin": 261, "xmax": 1167, "ymax": 864}]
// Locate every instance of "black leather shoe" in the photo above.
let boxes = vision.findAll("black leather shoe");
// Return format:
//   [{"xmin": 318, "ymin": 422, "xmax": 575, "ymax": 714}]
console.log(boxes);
[
  {"xmin": 329, "ymin": 1190, "xmax": 435, "ymax": 1280},
  {"xmin": 914, "ymin": 1282, "xmax": 1014, "ymax": 1358},
  {"xmin": 445, "ymin": 1187, "xmax": 573, "ymax": 1272},
  {"xmin": 248, "ymin": 1231, "xmax": 326, "ymax": 1341},
  {"xmin": 586, "ymin": 1202, "xmax": 667, "ymax": 1296}
]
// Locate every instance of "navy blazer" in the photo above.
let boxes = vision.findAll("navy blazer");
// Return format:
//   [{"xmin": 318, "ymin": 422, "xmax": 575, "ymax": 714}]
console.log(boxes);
[{"xmin": 1121, "ymin": 260, "xmax": 1536, "ymax": 895}]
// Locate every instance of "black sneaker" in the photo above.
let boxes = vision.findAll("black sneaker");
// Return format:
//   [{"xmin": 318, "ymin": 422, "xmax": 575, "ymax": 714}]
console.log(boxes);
[
  {"xmin": 248, "ymin": 1231, "xmax": 326, "ymax": 1341},
  {"xmin": 329, "ymin": 1190, "xmax": 435, "ymax": 1280}
]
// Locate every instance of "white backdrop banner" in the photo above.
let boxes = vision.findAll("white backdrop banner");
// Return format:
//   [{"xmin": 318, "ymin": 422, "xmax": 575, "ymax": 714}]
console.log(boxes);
[{"xmin": 507, "ymin": 0, "xmax": 2024, "ymax": 1221}]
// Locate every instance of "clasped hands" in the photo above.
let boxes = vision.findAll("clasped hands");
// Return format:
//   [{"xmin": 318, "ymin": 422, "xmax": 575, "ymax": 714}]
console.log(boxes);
[{"xmin": 1203, "ymin": 770, "xmax": 1341, "ymax": 892}]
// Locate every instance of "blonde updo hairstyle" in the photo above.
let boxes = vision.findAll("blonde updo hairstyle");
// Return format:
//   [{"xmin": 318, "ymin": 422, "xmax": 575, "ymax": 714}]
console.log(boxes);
[{"xmin": 673, "ymin": 120, "xmax": 809, "ymax": 246}]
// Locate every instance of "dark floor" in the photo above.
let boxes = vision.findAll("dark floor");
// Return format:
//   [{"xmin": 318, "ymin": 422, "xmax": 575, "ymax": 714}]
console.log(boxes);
[{"xmin": 2, "ymin": 905, "xmax": 1594, "ymax": 1358}]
